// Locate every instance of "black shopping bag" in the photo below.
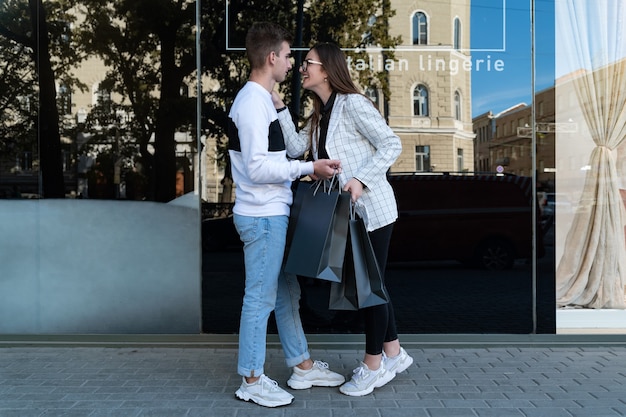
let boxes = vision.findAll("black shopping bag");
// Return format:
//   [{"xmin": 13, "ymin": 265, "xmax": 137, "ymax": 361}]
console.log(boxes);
[
  {"xmin": 328, "ymin": 238, "xmax": 359, "ymax": 310},
  {"xmin": 285, "ymin": 179, "xmax": 350, "ymax": 282},
  {"xmin": 329, "ymin": 207, "xmax": 389, "ymax": 310}
]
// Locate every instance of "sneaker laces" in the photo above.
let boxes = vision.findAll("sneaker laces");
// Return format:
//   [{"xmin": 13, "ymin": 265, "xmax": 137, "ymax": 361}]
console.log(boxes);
[
  {"xmin": 259, "ymin": 375, "xmax": 280, "ymax": 393},
  {"xmin": 312, "ymin": 360, "xmax": 330, "ymax": 370},
  {"xmin": 351, "ymin": 365, "xmax": 369, "ymax": 382}
]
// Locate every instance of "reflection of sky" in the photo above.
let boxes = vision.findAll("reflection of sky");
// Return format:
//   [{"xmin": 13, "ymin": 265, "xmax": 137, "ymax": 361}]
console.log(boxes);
[
  {"xmin": 556, "ymin": 0, "xmax": 626, "ymax": 77},
  {"xmin": 471, "ymin": 0, "xmax": 555, "ymax": 117}
]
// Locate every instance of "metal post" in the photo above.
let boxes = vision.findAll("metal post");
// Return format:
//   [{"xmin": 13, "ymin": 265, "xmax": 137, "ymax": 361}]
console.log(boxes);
[
  {"xmin": 530, "ymin": 0, "xmax": 538, "ymax": 334},
  {"xmin": 290, "ymin": 0, "xmax": 304, "ymax": 121},
  {"xmin": 196, "ymin": 0, "xmax": 202, "ymax": 206}
]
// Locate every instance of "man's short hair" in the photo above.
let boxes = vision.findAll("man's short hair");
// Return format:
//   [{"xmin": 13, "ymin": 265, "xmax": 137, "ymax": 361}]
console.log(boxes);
[{"xmin": 245, "ymin": 22, "xmax": 293, "ymax": 69}]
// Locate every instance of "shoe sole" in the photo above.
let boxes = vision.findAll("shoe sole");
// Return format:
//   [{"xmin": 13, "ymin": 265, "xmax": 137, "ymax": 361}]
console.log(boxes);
[
  {"xmin": 339, "ymin": 383, "xmax": 376, "ymax": 396},
  {"xmin": 235, "ymin": 389, "xmax": 293, "ymax": 407},
  {"xmin": 287, "ymin": 378, "xmax": 345, "ymax": 390}
]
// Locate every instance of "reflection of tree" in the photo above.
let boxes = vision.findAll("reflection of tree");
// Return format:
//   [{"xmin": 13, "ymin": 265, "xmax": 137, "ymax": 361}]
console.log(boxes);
[
  {"xmin": 77, "ymin": 0, "xmax": 197, "ymax": 202},
  {"xmin": 32, "ymin": 0, "xmax": 65, "ymax": 197},
  {"xmin": 3, "ymin": 0, "xmax": 400, "ymax": 201},
  {"xmin": 79, "ymin": 95, "xmax": 144, "ymax": 200},
  {"xmin": 201, "ymin": 0, "xmax": 400, "ymax": 203},
  {"xmin": 0, "ymin": 31, "xmax": 36, "ymax": 165},
  {"xmin": 0, "ymin": 0, "xmax": 80, "ymax": 197}
]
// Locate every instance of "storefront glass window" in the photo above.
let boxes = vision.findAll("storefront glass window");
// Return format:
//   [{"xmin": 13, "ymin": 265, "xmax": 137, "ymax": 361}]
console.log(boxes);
[
  {"xmin": 0, "ymin": 0, "xmax": 202, "ymax": 334},
  {"xmin": 7, "ymin": 0, "xmax": 623, "ymax": 337}
]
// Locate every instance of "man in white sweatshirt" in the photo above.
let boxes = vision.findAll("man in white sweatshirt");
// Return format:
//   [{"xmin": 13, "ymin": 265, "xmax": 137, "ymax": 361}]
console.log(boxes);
[{"xmin": 228, "ymin": 21, "xmax": 344, "ymax": 408}]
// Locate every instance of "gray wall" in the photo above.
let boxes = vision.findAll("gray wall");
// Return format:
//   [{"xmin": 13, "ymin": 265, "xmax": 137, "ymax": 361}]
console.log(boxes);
[{"xmin": 0, "ymin": 198, "xmax": 201, "ymax": 334}]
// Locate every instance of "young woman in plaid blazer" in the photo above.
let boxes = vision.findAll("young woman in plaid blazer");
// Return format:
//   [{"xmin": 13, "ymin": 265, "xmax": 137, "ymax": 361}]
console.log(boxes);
[{"xmin": 273, "ymin": 42, "xmax": 414, "ymax": 397}]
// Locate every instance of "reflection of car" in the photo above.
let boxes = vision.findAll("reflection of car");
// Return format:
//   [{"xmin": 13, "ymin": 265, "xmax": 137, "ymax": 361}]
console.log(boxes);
[
  {"xmin": 387, "ymin": 172, "xmax": 545, "ymax": 270},
  {"xmin": 202, "ymin": 173, "xmax": 546, "ymax": 270}
]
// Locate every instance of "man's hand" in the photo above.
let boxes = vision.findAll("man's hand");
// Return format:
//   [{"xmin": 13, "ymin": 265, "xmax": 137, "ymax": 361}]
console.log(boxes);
[
  {"xmin": 343, "ymin": 178, "xmax": 364, "ymax": 202},
  {"xmin": 312, "ymin": 159, "xmax": 341, "ymax": 180}
]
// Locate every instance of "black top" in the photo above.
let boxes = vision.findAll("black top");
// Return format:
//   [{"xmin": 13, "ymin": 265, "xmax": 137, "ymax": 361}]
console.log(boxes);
[{"xmin": 317, "ymin": 91, "xmax": 337, "ymax": 160}]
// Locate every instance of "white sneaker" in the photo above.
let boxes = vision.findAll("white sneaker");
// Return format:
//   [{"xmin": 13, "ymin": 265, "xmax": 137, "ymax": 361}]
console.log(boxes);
[
  {"xmin": 235, "ymin": 374, "xmax": 294, "ymax": 407},
  {"xmin": 339, "ymin": 362, "xmax": 395, "ymax": 397},
  {"xmin": 383, "ymin": 347, "xmax": 413, "ymax": 375},
  {"xmin": 287, "ymin": 360, "xmax": 345, "ymax": 389}
]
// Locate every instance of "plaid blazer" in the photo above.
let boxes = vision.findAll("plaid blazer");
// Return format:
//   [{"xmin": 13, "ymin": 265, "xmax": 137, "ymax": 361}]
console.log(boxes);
[{"xmin": 279, "ymin": 93, "xmax": 402, "ymax": 231}]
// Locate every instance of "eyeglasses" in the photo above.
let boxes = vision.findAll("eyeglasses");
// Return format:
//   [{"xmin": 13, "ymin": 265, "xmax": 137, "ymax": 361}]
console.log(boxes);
[{"xmin": 300, "ymin": 59, "xmax": 323, "ymax": 71}]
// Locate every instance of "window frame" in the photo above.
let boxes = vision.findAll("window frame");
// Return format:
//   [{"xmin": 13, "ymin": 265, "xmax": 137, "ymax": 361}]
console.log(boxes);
[
  {"xmin": 454, "ymin": 90, "xmax": 462, "ymax": 121},
  {"xmin": 412, "ymin": 11, "xmax": 428, "ymax": 45},
  {"xmin": 413, "ymin": 84, "xmax": 429, "ymax": 117},
  {"xmin": 453, "ymin": 17, "xmax": 461, "ymax": 50},
  {"xmin": 415, "ymin": 145, "xmax": 431, "ymax": 172}
]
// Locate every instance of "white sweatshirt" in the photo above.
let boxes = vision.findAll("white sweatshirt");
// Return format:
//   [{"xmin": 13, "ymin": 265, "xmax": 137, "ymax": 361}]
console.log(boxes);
[{"xmin": 227, "ymin": 81, "xmax": 314, "ymax": 217}]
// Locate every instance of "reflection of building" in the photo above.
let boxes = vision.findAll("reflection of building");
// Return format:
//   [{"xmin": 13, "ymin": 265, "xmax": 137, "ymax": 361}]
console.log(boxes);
[
  {"xmin": 385, "ymin": 0, "xmax": 475, "ymax": 173},
  {"xmin": 3, "ymin": 0, "xmax": 474, "ymax": 200},
  {"xmin": 472, "ymin": 87, "xmax": 556, "ymax": 191},
  {"xmin": 472, "ymin": 110, "xmax": 494, "ymax": 173},
  {"xmin": 0, "ymin": 121, "xmax": 77, "ymax": 199},
  {"xmin": 0, "ymin": 48, "xmax": 198, "ymax": 200},
  {"xmin": 201, "ymin": 0, "xmax": 475, "ymax": 202},
  {"xmin": 70, "ymin": 56, "xmax": 199, "ymax": 200}
]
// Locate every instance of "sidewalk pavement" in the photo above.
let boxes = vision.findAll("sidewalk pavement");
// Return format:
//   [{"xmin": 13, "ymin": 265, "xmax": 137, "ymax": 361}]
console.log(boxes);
[{"xmin": 2, "ymin": 341, "xmax": 626, "ymax": 417}]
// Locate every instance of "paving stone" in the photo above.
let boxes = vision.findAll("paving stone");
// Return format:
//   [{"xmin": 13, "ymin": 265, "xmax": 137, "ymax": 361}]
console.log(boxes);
[{"xmin": 0, "ymin": 346, "xmax": 626, "ymax": 416}]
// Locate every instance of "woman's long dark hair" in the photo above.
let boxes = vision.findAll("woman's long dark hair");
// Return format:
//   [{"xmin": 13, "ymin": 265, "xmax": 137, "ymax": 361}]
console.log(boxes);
[{"xmin": 307, "ymin": 43, "xmax": 373, "ymax": 151}]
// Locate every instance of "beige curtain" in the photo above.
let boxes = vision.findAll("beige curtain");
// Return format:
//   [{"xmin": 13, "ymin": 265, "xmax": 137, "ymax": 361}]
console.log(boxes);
[{"xmin": 555, "ymin": 1, "xmax": 626, "ymax": 308}]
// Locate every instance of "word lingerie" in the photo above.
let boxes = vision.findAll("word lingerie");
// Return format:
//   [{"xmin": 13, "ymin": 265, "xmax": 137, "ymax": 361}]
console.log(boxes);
[{"xmin": 345, "ymin": 54, "xmax": 505, "ymax": 75}]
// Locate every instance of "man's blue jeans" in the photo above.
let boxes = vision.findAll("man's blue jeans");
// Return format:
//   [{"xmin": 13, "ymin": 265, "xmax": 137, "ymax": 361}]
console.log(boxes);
[{"xmin": 233, "ymin": 214, "xmax": 310, "ymax": 378}]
